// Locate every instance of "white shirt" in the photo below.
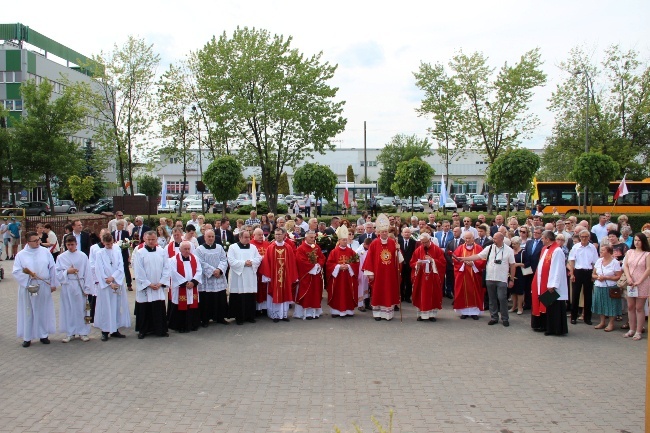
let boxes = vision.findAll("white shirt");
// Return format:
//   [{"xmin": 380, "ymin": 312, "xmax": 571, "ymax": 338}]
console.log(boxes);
[
  {"xmin": 591, "ymin": 223, "xmax": 609, "ymax": 244},
  {"xmin": 461, "ymin": 226, "xmax": 479, "ymax": 239},
  {"xmin": 593, "ymin": 258, "xmax": 621, "ymax": 288},
  {"xmin": 568, "ymin": 242, "xmax": 599, "ymax": 270},
  {"xmin": 477, "ymin": 243, "xmax": 515, "ymax": 283}
]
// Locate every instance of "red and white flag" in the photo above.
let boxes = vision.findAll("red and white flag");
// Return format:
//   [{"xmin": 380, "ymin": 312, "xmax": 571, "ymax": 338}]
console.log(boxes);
[
  {"xmin": 613, "ymin": 175, "xmax": 629, "ymax": 201},
  {"xmin": 343, "ymin": 185, "xmax": 350, "ymax": 208}
]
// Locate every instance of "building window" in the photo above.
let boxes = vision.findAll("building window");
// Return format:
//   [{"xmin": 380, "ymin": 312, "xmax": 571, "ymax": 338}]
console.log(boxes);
[
  {"xmin": 467, "ymin": 181, "xmax": 477, "ymax": 194},
  {"xmin": 431, "ymin": 181, "xmax": 442, "ymax": 194},
  {"xmin": 166, "ymin": 181, "xmax": 189, "ymax": 194}
]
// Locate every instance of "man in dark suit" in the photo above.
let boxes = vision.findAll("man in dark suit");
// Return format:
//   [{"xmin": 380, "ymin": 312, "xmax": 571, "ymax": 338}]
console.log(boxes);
[
  {"xmin": 113, "ymin": 220, "xmax": 133, "ymax": 291},
  {"xmin": 131, "ymin": 216, "xmax": 151, "ymax": 241},
  {"xmin": 216, "ymin": 217, "xmax": 235, "ymax": 246},
  {"xmin": 196, "ymin": 224, "xmax": 213, "ymax": 246},
  {"xmin": 398, "ymin": 227, "xmax": 417, "ymax": 303},
  {"xmin": 71, "ymin": 219, "xmax": 91, "ymax": 256},
  {"xmin": 489, "ymin": 214, "xmax": 505, "ymax": 237},
  {"xmin": 475, "ymin": 224, "xmax": 493, "ymax": 249},
  {"xmin": 523, "ymin": 226, "xmax": 544, "ymax": 309},
  {"xmin": 443, "ymin": 227, "xmax": 464, "ymax": 299},
  {"xmin": 324, "ymin": 217, "xmax": 340, "ymax": 236},
  {"xmin": 357, "ymin": 222, "xmax": 377, "ymax": 244}
]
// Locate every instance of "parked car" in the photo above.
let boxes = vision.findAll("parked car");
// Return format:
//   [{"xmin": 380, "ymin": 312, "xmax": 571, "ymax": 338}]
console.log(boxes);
[
  {"xmin": 182, "ymin": 195, "xmax": 201, "ymax": 210},
  {"xmin": 92, "ymin": 201, "xmax": 114, "ymax": 214},
  {"xmin": 378, "ymin": 198, "xmax": 395, "ymax": 209},
  {"xmin": 403, "ymin": 200, "xmax": 424, "ymax": 212},
  {"xmin": 157, "ymin": 200, "xmax": 180, "ymax": 213},
  {"xmin": 2, "ymin": 201, "xmax": 50, "ymax": 216},
  {"xmin": 492, "ymin": 194, "xmax": 513, "ymax": 211},
  {"xmin": 453, "ymin": 194, "xmax": 468, "ymax": 208},
  {"xmin": 212, "ymin": 201, "xmax": 234, "ymax": 214},
  {"xmin": 463, "ymin": 195, "xmax": 488, "ymax": 212},
  {"xmin": 510, "ymin": 199, "xmax": 526, "ymax": 211},
  {"xmin": 54, "ymin": 200, "xmax": 77, "ymax": 214},
  {"xmin": 84, "ymin": 198, "xmax": 111, "ymax": 213},
  {"xmin": 185, "ymin": 200, "xmax": 204, "ymax": 212},
  {"xmin": 441, "ymin": 197, "xmax": 458, "ymax": 212}
]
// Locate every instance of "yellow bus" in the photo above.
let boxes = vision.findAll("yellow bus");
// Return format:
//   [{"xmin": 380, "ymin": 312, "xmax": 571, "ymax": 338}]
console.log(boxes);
[{"xmin": 535, "ymin": 179, "xmax": 650, "ymax": 215}]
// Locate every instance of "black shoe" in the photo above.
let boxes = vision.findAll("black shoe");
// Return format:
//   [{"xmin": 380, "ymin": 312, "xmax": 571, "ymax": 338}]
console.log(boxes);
[
  {"xmin": 584, "ymin": 320, "xmax": 593, "ymax": 326},
  {"xmin": 503, "ymin": 321, "xmax": 510, "ymax": 327},
  {"xmin": 313, "ymin": 315, "xmax": 319, "ymax": 319},
  {"xmin": 394, "ymin": 306, "xmax": 400, "ymax": 311},
  {"xmin": 404, "ymin": 299, "xmax": 411, "ymax": 303},
  {"xmin": 247, "ymin": 319, "xmax": 256, "ymax": 324},
  {"xmin": 472, "ymin": 315, "xmax": 479, "ymax": 320},
  {"xmin": 127, "ymin": 286, "xmax": 133, "ymax": 291},
  {"xmin": 544, "ymin": 331, "xmax": 553, "ymax": 336},
  {"xmin": 40, "ymin": 337, "xmax": 50, "ymax": 344},
  {"xmin": 216, "ymin": 320, "xmax": 229, "ymax": 325},
  {"xmin": 137, "ymin": 333, "xmax": 145, "ymax": 339},
  {"xmin": 236, "ymin": 321, "xmax": 243, "ymax": 325},
  {"xmin": 281, "ymin": 318, "xmax": 290, "ymax": 322},
  {"xmin": 159, "ymin": 332, "xmax": 169, "ymax": 337},
  {"xmin": 488, "ymin": 319, "xmax": 498, "ymax": 325},
  {"xmin": 461, "ymin": 315, "xmax": 468, "ymax": 319},
  {"xmin": 570, "ymin": 320, "xmax": 577, "ymax": 325},
  {"xmin": 445, "ymin": 293, "xmax": 454, "ymax": 299},
  {"xmin": 533, "ymin": 328, "xmax": 545, "ymax": 333},
  {"xmin": 110, "ymin": 332, "xmax": 126, "ymax": 338},
  {"xmin": 374, "ymin": 317, "xmax": 381, "ymax": 321},
  {"xmin": 429, "ymin": 317, "xmax": 437, "ymax": 322},
  {"xmin": 201, "ymin": 323, "xmax": 209, "ymax": 328},
  {"xmin": 22, "ymin": 341, "xmax": 31, "ymax": 348},
  {"xmin": 101, "ymin": 333, "xmax": 109, "ymax": 341},
  {"xmin": 306, "ymin": 316, "xmax": 313, "ymax": 320},
  {"xmin": 273, "ymin": 319, "xmax": 280, "ymax": 323},
  {"xmin": 417, "ymin": 317, "xmax": 423, "ymax": 321}
]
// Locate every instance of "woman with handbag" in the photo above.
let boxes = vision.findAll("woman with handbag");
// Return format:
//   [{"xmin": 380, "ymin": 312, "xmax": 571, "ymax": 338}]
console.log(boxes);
[
  {"xmin": 591, "ymin": 245, "xmax": 622, "ymax": 332},
  {"xmin": 622, "ymin": 233, "xmax": 650, "ymax": 341}
]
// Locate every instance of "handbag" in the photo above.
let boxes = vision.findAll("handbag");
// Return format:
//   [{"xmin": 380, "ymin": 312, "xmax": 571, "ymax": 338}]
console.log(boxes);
[
  {"xmin": 609, "ymin": 287, "xmax": 622, "ymax": 299},
  {"xmin": 616, "ymin": 274, "xmax": 628, "ymax": 289}
]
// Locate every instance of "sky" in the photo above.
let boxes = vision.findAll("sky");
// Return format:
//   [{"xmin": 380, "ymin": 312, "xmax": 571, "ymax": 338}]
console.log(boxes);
[{"xmin": 6, "ymin": 1, "xmax": 650, "ymax": 151}]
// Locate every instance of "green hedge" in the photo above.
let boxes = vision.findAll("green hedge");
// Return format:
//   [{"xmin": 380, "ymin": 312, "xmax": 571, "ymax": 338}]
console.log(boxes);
[{"xmin": 236, "ymin": 203, "xmax": 288, "ymax": 215}]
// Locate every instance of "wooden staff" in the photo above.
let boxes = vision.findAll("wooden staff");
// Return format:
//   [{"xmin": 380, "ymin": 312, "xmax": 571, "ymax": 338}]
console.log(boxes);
[{"xmin": 395, "ymin": 239, "xmax": 402, "ymax": 323}]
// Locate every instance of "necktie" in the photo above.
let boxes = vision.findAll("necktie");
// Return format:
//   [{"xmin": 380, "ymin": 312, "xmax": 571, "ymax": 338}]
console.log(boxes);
[
  {"xmin": 116, "ymin": 231, "xmax": 120, "ymax": 241},
  {"xmin": 222, "ymin": 230, "xmax": 226, "ymax": 240},
  {"xmin": 441, "ymin": 232, "xmax": 447, "ymax": 246},
  {"xmin": 454, "ymin": 239, "xmax": 458, "ymax": 249},
  {"xmin": 404, "ymin": 239, "xmax": 408, "ymax": 250}
]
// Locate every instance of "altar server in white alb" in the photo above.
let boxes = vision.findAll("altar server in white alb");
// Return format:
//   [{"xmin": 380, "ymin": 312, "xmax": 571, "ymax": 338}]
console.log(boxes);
[
  {"xmin": 93, "ymin": 232, "xmax": 131, "ymax": 341},
  {"xmin": 169, "ymin": 241, "xmax": 203, "ymax": 333},
  {"xmin": 87, "ymin": 229, "xmax": 110, "ymax": 323},
  {"xmin": 56, "ymin": 234, "xmax": 93, "ymax": 343},
  {"xmin": 133, "ymin": 231, "xmax": 172, "ymax": 339},
  {"xmin": 13, "ymin": 231, "xmax": 57, "ymax": 348},
  {"xmin": 227, "ymin": 229, "xmax": 262, "ymax": 325},
  {"xmin": 195, "ymin": 229, "xmax": 229, "ymax": 327}
]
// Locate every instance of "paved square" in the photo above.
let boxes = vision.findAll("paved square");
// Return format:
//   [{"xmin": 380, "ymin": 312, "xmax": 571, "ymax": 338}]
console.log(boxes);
[{"xmin": 0, "ymin": 267, "xmax": 645, "ymax": 433}]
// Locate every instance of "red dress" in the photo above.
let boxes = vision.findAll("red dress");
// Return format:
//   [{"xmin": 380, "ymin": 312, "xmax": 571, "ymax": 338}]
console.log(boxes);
[
  {"xmin": 410, "ymin": 244, "xmax": 447, "ymax": 313},
  {"xmin": 362, "ymin": 238, "xmax": 400, "ymax": 308},
  {"xmin": 326, "ymin": 246, "xmax": 360, "ymax": 314},
  {"xmin": 452, "ymin": 243, "xmax": 486, "ymax": 311},
  {"xmin": 250, "ymin": 239, "xmax": 270, "ymax": 304},
  {"xmin": 295, "ymin": 242, "xmax": 326, "ymax": 309},
  {"xmin": 259, "ymin": 242, "xmax": 298, "ymax": 304}
]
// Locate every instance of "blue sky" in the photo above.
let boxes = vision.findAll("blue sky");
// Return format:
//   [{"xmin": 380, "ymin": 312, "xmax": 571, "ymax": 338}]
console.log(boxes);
[{"xmin": 6, "ymin": 0, "xmax": 650, "ymax": 152}]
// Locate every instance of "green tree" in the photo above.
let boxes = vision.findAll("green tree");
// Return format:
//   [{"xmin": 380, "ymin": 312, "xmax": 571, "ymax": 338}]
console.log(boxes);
[
  {"xmin": 0, "ymin": 109, "xmax": 18, "ymax": 205},
  {"xmin": 193, "ymin": 27, "xmax": 346, "ymax": 214},
  {"xmin": 137, "ymin": 174, "xmax": 162, "ymax": 197},
  {"xmin": 392, "ymin": 158, "xmax": 435, "ymax": 215},
  {"xmin": 346, "ymin": 165, "xmax": 355, "ymax": 182},
  {"xmin": 12, "ymin": 80, "xmax": 87, "ymax": 215},
  {"xmin": 204, "ymin": 156, "xmax": 243, "ymax": 217},
  {"xmin": 487, "ymin": 149, "xmax": 540, "ymax": 217},
  {"xmin": 292, "ymin": 163, "xmax": 337, "ymax": 208},
  {"xmin": 377, "ymin": 134, "xmax": 431, "ymax": 196},
  {"xmin": 414, "ymin": 61, "xmax": 466, "ymax": 215},
  {"xmin": 449, "ymin": 48, "xmax": 546, "ymax": 211},
  {"xmin": 572, "ymin": 152, "xmax": 619, "ymax": 217},
  {"xmin": 278, "ymin": 172, "xmax": 290, "ymax": 195},
  {"xmin": 540, "ymin": 45, "xmax": 650, "ymax": 181},
  {"xmin": 90, "ymin": 36, "xmax": 160, "ymax": 195},
  {"xmin": 68, "ymin": 175, "xmax": 95, "ymax": 206}
]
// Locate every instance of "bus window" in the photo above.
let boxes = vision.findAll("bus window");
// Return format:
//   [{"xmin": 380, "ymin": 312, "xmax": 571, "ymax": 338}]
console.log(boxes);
[
  {"xmin": 560, "ymin": 189, "xmax": 578, "ymax": 206},
  {"xmin": 640, "ymin": 189, "xmax": 650, "ymax": 206}
]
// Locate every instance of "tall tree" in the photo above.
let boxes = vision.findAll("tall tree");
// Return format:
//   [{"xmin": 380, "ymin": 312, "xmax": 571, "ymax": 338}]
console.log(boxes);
[
  {"xmin": 193, "ymin": 27, "xmax": 346, "ymax": 213},
  {"xmin": 449, "ymin": 49, "xmax": 546, "ymax": 211},
  {"xmin": 346, "ymin": 165, "xmax": 355, "ymax": 182},
  {"xmin": 278, "ymin": 172, "xmax": 290, "ymax": 195},
  {"xmin": 0, "ymin": 109, "xmax": 17, "ymax": 205},
  {"xmin": 572, "ymin": 152, "xmax": 619, "ymax": 217},
  {"xmin": 392, "ymin": 158, "xmax": 435, "ymax": 216},
  {"xmin": 414, "ymin": 61, "xmax": 466, "ymax": 212},
  {"xmin": 204, "ymin": 156, "xmax": 243, "ymax": 217},
  {"xmin": 90, "ymin": 36, "xmax": 160, "ymax": 195},
  {"xmin": 377, "ymin": 134, "xmax": 431, "ymax": 196},
  {"xmin": 540, "ymin": 45, "xmax": 650, "ymax": 181},
  {"xmin": 292, "ymin": 163, "xmax": 337, "ymax": 203},
  {"xmin": 487, "ymin": 149, "xmax": 540, "ymax": 217},
  {"xmin": 68, "ymin": 175, "xmax": 95, "ymax": 207},
  {"xmin": 12, "ymin": 80, "xmax": 87, "ymax": 214}
]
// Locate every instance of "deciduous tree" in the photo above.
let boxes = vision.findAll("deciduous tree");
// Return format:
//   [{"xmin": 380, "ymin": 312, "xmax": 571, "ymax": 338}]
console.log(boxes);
[
  {"xmin": 292, "ymin": 163, "xmax": 337, "ymax": 204},
  {"xmin": 392, "ymin": 158, "xmax": 435, "ymax": 216},
  {"xmin": 68, "ymin": 176, "xmax": 95, "ymax": 207},
  {"xmin": 487, "ymin": 148, "xmax": 540, "ymax": 217},
  {"xmin": 204, "ymin": 156, "xmax": 243, "ymax": 217},
  {"xmin": 572, "ymin": 152, "xmax": 619, "ymax": 217},
  {"xmin": 278, "ymin": 172, "xmax": 290, "ymax": 196},
  {"xmin": 377, "ymin": 134, "xmax": 431, "ymax": 196}
]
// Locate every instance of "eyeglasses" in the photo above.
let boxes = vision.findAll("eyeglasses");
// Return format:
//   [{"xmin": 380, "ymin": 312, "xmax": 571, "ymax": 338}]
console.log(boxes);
[
  {"xmin": 452, "ymin": 214, "xmax": 459, "ymax": 217},
  {"xmin": 27, "ymin": 239, "xmax": 39, "ymax": 243},
  {"xmin": 116, "ymin": 214, "xmax": 124, "ymax": 217}
]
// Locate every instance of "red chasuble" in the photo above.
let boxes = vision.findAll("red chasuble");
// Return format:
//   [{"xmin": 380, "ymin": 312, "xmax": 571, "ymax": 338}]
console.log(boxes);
[
  {"xmin": 362, "ymin": 238, "xmax": 400, "ymax": 308},
  {"xmin": 175, "ymin": 253, "xmax": 199, "ymax": 311},
  {"xmin": 326, "ymin": 245, "xmax": 360, "ymax": 312},
  {"xmin": 259, "ymin": 242, "xmax": 298, "ymax": 304},
  {"xmin": 452, "ymin": 243, "xmax": 486, "ymax": 310},
  {"xmin": 410, "ymin": 244, "xmax": 447, "ymax": 312},
  {"xmin": 295, "ymin": 242, "xmax": 326, "ymax": 309},
  {"xmin": 250, "ymin": 239, "xmax": 270, "ymax": 304},
  {"xmin": 531, "ymin": 242, "xmax": 559, "ymax": 316}
]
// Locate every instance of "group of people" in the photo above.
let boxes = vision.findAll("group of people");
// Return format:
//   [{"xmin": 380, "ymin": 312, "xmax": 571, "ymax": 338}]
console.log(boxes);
[{"xmin": 12, "ymin": 207, "xmax": 650, "ymax": 347}]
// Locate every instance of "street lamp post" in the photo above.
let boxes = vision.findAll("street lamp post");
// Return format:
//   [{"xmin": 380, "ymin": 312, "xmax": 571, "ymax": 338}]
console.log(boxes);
[
  {"xmin": 574, "ymin": 70, "xmax": 590, "ymax": 213},
  {"xmin": 192, "ymin": 105, "xmax": 204, "ymax": 213}
]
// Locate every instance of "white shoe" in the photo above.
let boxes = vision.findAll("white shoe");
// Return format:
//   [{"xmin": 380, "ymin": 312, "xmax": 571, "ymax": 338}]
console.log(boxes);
[
  {"xmin": 62, "ymin": 336, "xmax": 72, "ymax": 343},
  {"xmin": 80, "ymin": 335, "xmax": 90, "ymax": 342}
]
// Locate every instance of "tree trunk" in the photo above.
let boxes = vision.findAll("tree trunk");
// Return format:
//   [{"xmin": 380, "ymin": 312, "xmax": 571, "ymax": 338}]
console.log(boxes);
[
  {"xmin": 222, "ymin": 200, "xmax": 227, "ymax": 218},
  {"xmin": 45, "ymin": 174, "xmax": 55, "ymax": 216}
]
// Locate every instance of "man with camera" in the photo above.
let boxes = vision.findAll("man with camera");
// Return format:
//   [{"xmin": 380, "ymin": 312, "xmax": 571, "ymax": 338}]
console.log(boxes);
[{"xmin": 461, "ymin": 232, "xmax": 516, "ymax": 327}]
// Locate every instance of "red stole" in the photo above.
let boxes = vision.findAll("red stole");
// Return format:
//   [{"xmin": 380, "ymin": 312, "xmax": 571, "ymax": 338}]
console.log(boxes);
[
  {"xmin": 167, "ymin": 242, "xmax": 178, "ymax": 258},
  {"xmin": 251, "ymin": 239, "xmax": 270, "ymax": 303},
  {"xmin": 532, "ymin": 242, "xmax": 559, "ymax": 316},
  {"xmin": 176, "ymin": 253, "xmax": 199, "ymax": 310}
]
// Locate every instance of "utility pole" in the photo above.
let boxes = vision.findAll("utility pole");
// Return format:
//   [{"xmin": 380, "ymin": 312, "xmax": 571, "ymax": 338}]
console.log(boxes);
[{"xmin": 364, "ymin": 121, "xmax": 368, "ymax": 208}]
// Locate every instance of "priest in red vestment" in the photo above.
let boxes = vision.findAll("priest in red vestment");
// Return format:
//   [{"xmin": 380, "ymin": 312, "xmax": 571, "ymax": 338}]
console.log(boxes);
[
  {"xmin": 250, "ymin": 228, "xmax": 270, "ymax": 315},
  {"xmin": 294, "ymin": 230, "xmax": 326, "ymax": 320},
  {"xmin": 326, "ymin": 226, "xmax": 360, "ymax": 317},
  {"xmin": 259, "ymin": 228, "xmax": 298, "ymax": 322},
  {"xmin": 410, "ymin": 233, "xmax": 447, "ymax": 322},
  {"xmin": 452, "ymin": 232, "xmax": 486, "ymax": 319},
  {"xmin": 168, "ymin": 242, "xmax": 202, "ymax": 333},
  {"xmin": 362, "ymin": 214, "xmax": 403, "ymax": 321},
  {"xmin": 531, "ymin": 230, "xmax": 568, "ymax": 335}
]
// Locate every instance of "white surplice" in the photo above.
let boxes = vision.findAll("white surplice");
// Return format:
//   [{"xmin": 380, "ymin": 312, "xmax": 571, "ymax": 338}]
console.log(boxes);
[
  {"xmin": 92, "ymin": 246, "xmax": 131, "ymax": 332},
  {"xmin": 227, "ymin": 243, "xmax": 262, "ymax": 294},
  {"xmin": 87, "ymin": 244, "xmax": 102, "ymax": 296},
  {"xmin": 356, "ymin": 244, "xmax": 370, "ymax": 307},
  {"xmin": 535, "ymin": 246, "xmax": 568, "ymax": 300},
  {"xmin": 56, "ymin": 250, "xmax": 93, "ymax": 336},
  {"xmin": 196, "ymin": 244, "xmax": 229, "ymax": 293},
  {"xmin": 133, "ymin": 246, "xmax": 171, "ymax": 303},
  {"xmin": 13, "ymin": 246, "xmax": 57, "ymax": 340},
  {"xmin": 170, "ymin": 253, "xmax": 202, "ymax": 305}
]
